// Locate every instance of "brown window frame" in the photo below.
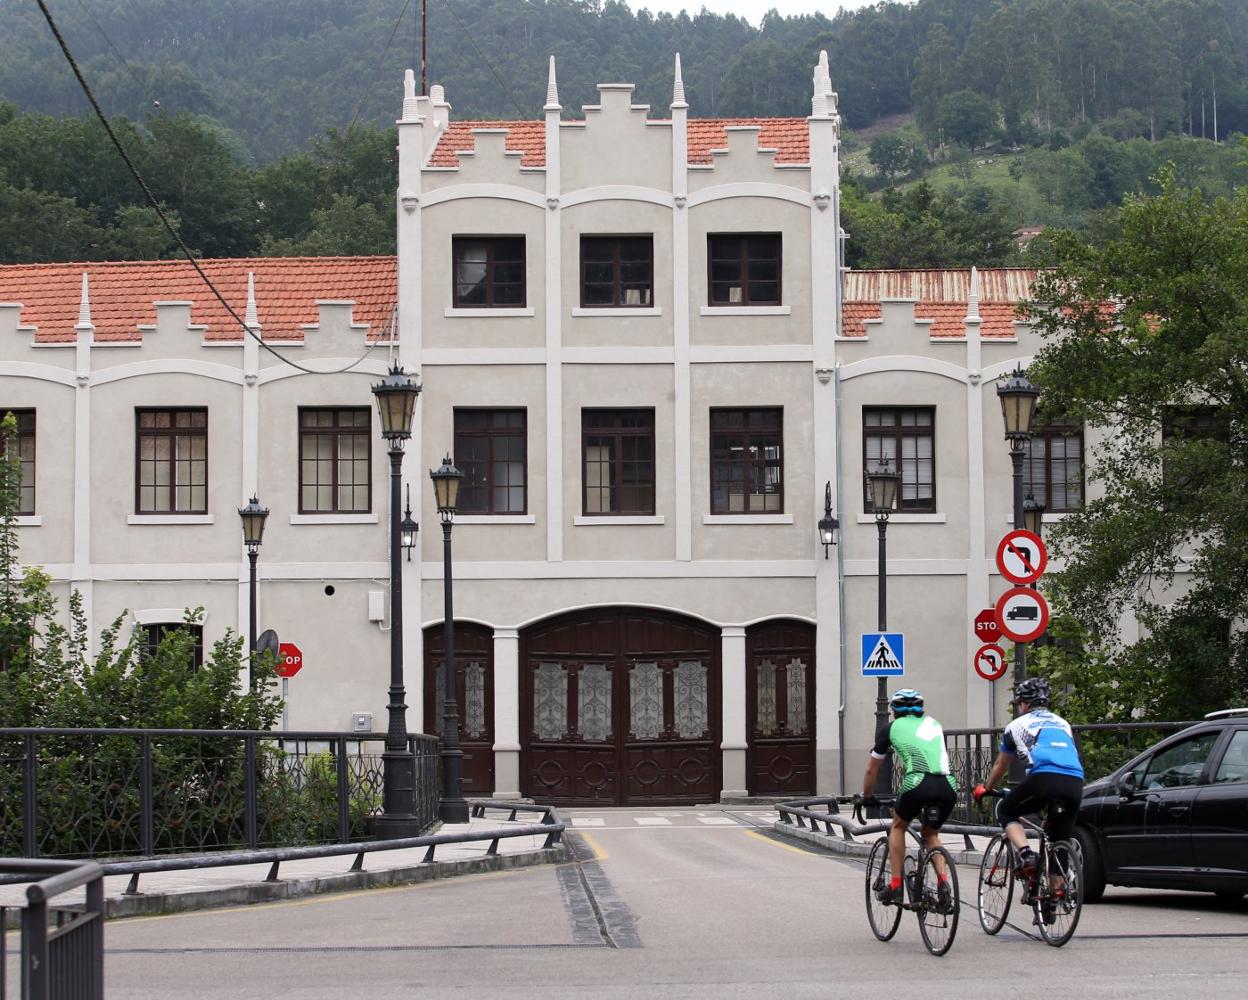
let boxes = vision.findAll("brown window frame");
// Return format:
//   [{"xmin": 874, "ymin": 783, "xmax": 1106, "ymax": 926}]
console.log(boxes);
[
  {"xmin": 707, "ymin": 233, "xmax": 782, "ymax": 306},
  {"xmin": 1024, "ymin": 424, "xmax": 1085, "ymax": 513},
  {"xmin": 581, "ymin": 408, "xmax": 656, "ymax": 516},
  {"xmin": 1, "ymin": 409, "xmax": 35, "ymax": 515},
  {"xmin": 454, "ymin": 408, "xmax": 528, "ymax": 515},
  {"xmin": 579, "ymin": 235, "xmax": 654, "ymax": 308},
  {"xmin": 452, "ymin": 236, "xmax": 526, "ymax": 308},
  {"xmin": 135, "ymin": 408, "xmax": 208, "ymax": 515},
  {"xmin": 298, "ymin": 407, "xmax": 372, "ymax": 514},
  {"xmin": 862, "ymin": 406, "xmax": 936, "ymax": 513},
  {"xmin": 710, "ymin": 407, "xmax": 784, "ymax": 515},
  {"xmin": 142, "ymin": 622, "xmax": 204, "ymax": 671}
]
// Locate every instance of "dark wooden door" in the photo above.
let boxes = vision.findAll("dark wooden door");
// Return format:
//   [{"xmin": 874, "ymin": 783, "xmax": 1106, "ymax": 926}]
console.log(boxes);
[
  {"xmin": 746, "ymin": 620, "xmax": 815, "ymax": 796},
  {"xmin": 424, "ymin": 622, "xmax": 494, "ymax": 795},
  {"xmin": 521, "ymin": 609, "xmax": 721, "ymax": 806}
]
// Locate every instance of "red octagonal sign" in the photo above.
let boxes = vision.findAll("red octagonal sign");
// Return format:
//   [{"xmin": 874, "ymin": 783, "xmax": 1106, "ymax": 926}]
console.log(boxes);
[
  {"xmin": 275, "ymin": 642, "xmax": 303, "ymax": 679},
  {"xmin": 973, "ymin": 608, "xmax": 1001, "ymax": 644}
]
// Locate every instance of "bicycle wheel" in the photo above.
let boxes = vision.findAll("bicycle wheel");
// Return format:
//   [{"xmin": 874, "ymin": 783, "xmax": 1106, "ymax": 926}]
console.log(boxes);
[
  {"xmin": 864, "ymin": 836, "xmax": 903, "ymax": 942},
  {"xmin": 917, "ymin": 846, "xmax": 960, "ymax": 957},
  {"xmin": 1035, "ymin": 840, "xmax": 1083, "ymax": 947},
  {"xmin": 977, "ymin": 834, "xmax": 1013, "ymax": 935}
]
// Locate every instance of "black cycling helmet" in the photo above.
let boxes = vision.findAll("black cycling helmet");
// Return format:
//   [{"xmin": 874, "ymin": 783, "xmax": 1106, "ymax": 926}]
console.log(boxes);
[
  {"xmin": 1013, "ymin": 677, "xmax": 1050, "ymax": 707},
  {"xmin": 890, "ymin": 688, "xmax": 924, "ymax": 716}
]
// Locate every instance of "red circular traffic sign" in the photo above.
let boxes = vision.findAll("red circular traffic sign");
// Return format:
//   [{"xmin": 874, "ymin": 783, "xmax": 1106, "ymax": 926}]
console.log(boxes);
[
  {"xmin": 973, "ymin": 643, "xmax": 1009, "ymax": 681},
  {"xmin": 973, "ymin": 608, "xmax": 1001, "ymax": 644},
  {"xmin": 275, "ymin": 642, "xmax": 303, "ymax": 679},
  {"xmin": 996, "ymin": 529, "xmax": 1047, "ymax": 585},
  {"xmin": 994, "ymin": 588, "xmax": 1050, "ymax": 644}
]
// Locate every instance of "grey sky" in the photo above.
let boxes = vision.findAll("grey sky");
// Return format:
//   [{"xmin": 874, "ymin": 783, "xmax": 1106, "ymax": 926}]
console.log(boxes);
[{"xmin": 635, "ymin": 1, "xmax": 885, "ymax": 23}]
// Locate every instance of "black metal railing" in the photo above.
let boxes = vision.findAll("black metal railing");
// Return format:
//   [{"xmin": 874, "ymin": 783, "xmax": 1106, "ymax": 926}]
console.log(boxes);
[
  {"xmin": 1, "ymin": 859, "xmax": 105, "ymax": 1000},
  {"xmin": 0, "ymin": 729, "xmax": 440, "ymax": 859}
]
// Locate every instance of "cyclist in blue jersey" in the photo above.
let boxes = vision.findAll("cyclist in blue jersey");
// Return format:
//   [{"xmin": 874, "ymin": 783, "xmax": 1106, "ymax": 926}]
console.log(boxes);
[{"xmin": 973, "ymin": 677, "xmax": 1084, "ymax": 878}]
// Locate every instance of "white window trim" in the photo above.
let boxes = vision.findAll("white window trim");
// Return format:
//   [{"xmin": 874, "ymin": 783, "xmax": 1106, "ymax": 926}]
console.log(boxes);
[
  {"xmin": 855, "ymin": 513, "xmax": 947, "ymax": 524},
  {"xmin": 133, "ymin": 608, "xmax": 206, "ymax": 626},
  {"xmin": 455, "ymin": 514, "xmax": 537, "ymax": 525},
  {"xmin": 14, "ymin": 515, "xmax": 42, "ymax": 526},
  {"xmin": 573, "ymin": 515, "xmax": 666, "ymax": 526},
  {"xmin": 699, "ymin": 305, "xmax": 791, "ymax": 316},
  {"xmin": 571, "ymin": 306, "xmax": 662, "ymax": 317},
  {"xmin": 444, "ymin": 307, "xmax": 535, "ymax": 318},
  {"xmin": 702, "ymin": 514, "xmax": 794, "ymax": 525},
  {"xmin": 127, "ymin": 514, "xmax": 215, "ymax": 525},
  {"xmin": 289, "ymin": 513, "xmax": 379, "ymax": 525}
]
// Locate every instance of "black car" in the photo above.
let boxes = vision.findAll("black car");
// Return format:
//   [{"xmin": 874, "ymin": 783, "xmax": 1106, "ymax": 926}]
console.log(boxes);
[{"xmin": 1074, "ymin": 709, "xmax": 1248, "ymax": 902}]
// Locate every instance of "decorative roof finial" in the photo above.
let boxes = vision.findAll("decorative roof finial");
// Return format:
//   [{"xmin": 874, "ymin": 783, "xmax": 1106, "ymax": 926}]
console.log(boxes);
[
  {"xmin": 402, "ymin": 69, "xmax": 420, "ymax": 120},
  {"xmin": 967, "ymin": 265, "xmax": 982, "ymax": 321},
  {"xmin": 545, "ymin": 56, "xmax": 560, "ymax": 111},
  {"xmin": 245, "ymin": 272, "xmax": 259, "ymax": 329},
  {"xmin": 672, "ymin": 52, "xmax": 687, "ymax": 108},
  {"xmin": 77, "ymin": 272, "xmax": 92, "ymax": 327}
]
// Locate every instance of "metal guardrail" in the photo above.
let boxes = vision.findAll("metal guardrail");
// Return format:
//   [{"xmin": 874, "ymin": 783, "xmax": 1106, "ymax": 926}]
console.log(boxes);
[
  {"xmin": 0, "ymin": 728, "xmax": 440, "ymax": 859},
  {"xmin": 1, "ymin": 859, "xmax": 104, "ymax": 1000},
  {"xmin": 775, "ymin": 796, "xmax": 1004, "ymax": 852}
]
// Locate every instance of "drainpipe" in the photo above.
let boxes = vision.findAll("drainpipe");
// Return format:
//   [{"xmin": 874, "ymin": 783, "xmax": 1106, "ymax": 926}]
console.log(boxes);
[{"xmin": 835, "ymin": 360, "xmax": 849, "ymax": 794}]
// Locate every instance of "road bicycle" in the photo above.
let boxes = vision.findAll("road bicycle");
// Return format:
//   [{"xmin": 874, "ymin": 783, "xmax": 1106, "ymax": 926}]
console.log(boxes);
[
  {"xmin": 850, "ymin": 795, "xmax": 960, "ymax": 957},
  {"xmin": 976, "ymin": 789, "xmax": 1083, "ymax": 947}
]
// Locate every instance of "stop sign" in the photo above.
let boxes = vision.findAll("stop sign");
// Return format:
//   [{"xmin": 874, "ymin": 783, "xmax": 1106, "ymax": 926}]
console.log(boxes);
[
  {"xmin": 275, "ymin": 642, "xmax": 303, "ymax": 679},
  {"xmin": 973, "ymin": 608, "xmax": 1001, "ymax": 644}
]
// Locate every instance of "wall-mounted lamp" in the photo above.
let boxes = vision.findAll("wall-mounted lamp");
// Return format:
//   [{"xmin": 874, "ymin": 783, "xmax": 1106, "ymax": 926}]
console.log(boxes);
[
  {"xmin": 400, "ymin": 484, "xmax": 419, "ymax": 560},
  {"xmin": 817, "ymin": 480, "xmax": 839, "ymax": 558}
]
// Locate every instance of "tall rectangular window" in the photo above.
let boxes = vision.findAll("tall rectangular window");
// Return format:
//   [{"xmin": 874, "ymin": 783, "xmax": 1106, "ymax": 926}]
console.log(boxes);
[
  {"xmin": 710, "ymin": 408, "xmax": 783, "ymax": 514},
  {"xmin": 708, "ymin": 234, "xmax": 781, "ymax": 306},
  {"xmin": 453, "ymin": 236, "xmax": 525, "ymax": 307},
  {"xmin": 1025, "ymin": 425, "xmax": 1084, "ymax": 512},
  {"xmin": 580, "ymin": 236, "xmax": 653, "ymax": 307},
  {"xmin": 143, "ymin": 622, "xmax": 205, "ymax": 671},
  {"xmin": 454, "ymin": 409, "xmax": 527, "ymax": 514},
  {"xmin": 136, "ymin": 409, "xmax": 207, "ymax": 514},
  {"xmin": 863, "ymin": 407, "xmax": 935, "ymax": 512},
  {"xmin": 299, "ymin": 408, "xmax": 371, "ymax": 513},
  {"xmin": 1, "ymin": 409, "xmax": 35, "ymax": 515},
  {"xmin": 582, "ymin": 409, "xmax": 655, "ymax": 515},
  {"xmin": 1162, "ymin": 405, "xmax": 1227, "ymax": 490}
]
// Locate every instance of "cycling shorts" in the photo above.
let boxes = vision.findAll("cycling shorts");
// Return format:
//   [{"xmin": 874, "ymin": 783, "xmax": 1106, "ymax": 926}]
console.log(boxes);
[
  {"xmin": 999, "ymin": 772, "xmax": 1083, "ymax": 841},
  {"xmin": 896, "ymin": 773, "xmax": 957, "ymax": 827}
]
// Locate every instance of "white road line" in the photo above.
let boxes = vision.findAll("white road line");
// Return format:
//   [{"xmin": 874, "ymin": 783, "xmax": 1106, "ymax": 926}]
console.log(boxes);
[
  {"xmin": 571, "ymin": 817, "xmax": 605, "ymax": 827},
  {"xmin": 634, "ymin": 817, "xmax": 673, "ymax": 826},
  {"xmin": 697, "ymin": 817, "xmax": 740, "ymax": 826}
]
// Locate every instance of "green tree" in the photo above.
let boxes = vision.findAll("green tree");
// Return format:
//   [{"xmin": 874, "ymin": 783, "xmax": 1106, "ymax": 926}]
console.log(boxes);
[
  {"xmin": 869, "ymin": 127, "xmax": 928, "ymax": 185},
  {"xmin": 936, "ymin": 89, "xmax": 1001, "ymax": 149},
  {"xmin": 1026, "ymin": 168, "xmax": 1248, "ymax": 719}
]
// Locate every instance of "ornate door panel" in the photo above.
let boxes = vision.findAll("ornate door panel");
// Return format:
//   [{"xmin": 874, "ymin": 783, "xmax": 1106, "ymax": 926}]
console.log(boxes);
[
  {"xmin": 747, "ymin": 620, "xmax": 815, "ymax": 796},
  {"xmin": 424, "ymin": 623, "xmax": 494, "ymax": 795},
  {"xmin": 522, "ymin": 610, "xmax": 721, "ymax": 806}
]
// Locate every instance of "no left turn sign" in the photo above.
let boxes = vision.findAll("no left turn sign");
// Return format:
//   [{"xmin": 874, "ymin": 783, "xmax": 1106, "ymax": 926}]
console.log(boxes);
[
  {"xmin": 996, "ymin": 529, "xmax": 1047, "ymax": 585},
  {"xmin": 973, "ymin": 643, "xmax": 1009, "ymax": 681}
]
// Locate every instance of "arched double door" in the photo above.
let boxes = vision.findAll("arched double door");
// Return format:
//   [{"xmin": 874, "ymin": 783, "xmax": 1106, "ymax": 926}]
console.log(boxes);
[
  {"xmin": 520, "ymin": 609, "xmax": 721, "ymax": 806},
  {"xmin": 423, "ymin": 622, "xmax": 494, "ymax": 795},
  {"xmin": 746, "ymin": 620, "xmax": 816, "ymax": 796}
]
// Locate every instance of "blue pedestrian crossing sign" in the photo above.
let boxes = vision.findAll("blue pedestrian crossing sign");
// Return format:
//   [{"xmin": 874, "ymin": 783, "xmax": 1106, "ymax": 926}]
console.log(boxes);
[{"xmin": 861, "ymin": 632, "xmax": 905, "ymax": 677}]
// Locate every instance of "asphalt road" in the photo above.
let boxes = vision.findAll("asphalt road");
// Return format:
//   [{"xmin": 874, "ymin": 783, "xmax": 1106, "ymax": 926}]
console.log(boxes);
[{"xmin": 34, "ymin": 807, "xmax": 1248, "ymax": 998}]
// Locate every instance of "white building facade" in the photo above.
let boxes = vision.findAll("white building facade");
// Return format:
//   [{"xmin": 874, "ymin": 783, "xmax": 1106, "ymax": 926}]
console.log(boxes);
[{"xmin": 0, "ymin": 55, "xmax": 1083, "ymax": 804}]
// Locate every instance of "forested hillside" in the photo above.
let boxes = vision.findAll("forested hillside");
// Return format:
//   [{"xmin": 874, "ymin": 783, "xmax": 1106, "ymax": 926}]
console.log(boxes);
[{"xmin": 3, "ymin": 1, "xmax": 1247, "ymax": 159}]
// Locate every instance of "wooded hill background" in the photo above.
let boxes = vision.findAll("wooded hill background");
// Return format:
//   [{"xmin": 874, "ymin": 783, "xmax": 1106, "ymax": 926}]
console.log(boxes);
[{"xmin": 2, "ymin": 0, "xmax": 1247, "ymax": 265}]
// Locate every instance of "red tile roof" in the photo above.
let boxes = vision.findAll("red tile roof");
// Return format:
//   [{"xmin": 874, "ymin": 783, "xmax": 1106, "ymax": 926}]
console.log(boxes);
[
  {"xmin": 429, "ymin": 117, "xmax": 810, "ymax": 168},
  {"xmin": 0, "ymin": 257, "xmax": 396, "ymax": 344},
  {"xmin": 841, "ymin": 268, "xmax": 1037, "ymax": 338}
]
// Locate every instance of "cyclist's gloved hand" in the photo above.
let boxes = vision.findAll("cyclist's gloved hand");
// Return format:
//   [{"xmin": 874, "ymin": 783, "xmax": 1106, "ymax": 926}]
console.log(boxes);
[{"xmin": 972, "ymin": 783, "xmax": 989, "ymax": 802}]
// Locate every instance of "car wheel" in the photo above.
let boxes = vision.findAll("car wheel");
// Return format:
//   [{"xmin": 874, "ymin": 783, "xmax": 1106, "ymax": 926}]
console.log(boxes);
[{"xmin": 1074, "ymin": 827, "xmax": 1105, "ymax": 903}]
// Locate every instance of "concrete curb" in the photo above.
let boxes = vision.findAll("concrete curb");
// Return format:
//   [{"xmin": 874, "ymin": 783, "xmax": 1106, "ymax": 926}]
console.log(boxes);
[
  {"xmin": 101, "ymin": 843, "xmax": 568, "ymax": 920},
  {"xmin": 770, "ymin": 820, "xmax": 988, "ymax": 867}
]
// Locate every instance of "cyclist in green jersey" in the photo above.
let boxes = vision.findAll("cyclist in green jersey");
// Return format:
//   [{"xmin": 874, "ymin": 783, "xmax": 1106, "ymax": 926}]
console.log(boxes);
[{"xmin": 859, "ymin": 689, "xmax": 959, "ymax": 907}]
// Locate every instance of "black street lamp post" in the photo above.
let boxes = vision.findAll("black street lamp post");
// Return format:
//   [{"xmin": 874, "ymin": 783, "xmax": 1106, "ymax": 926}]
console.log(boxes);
[
  {"xmin": 430, "ymin": 455, "xmax": 469, "ymax": 824},
  {"xmin": 866, "ymin": 460, "xmax": 900, "ymax": 798},
  {"xmin": 238, "ymin": 496, "xmax": 269, "ymax": 684},
  {"xmin": 997, "ymin": 366, "xmax": 1040, "ymax": 691},
  {"xmin": 371, "ymin": 363, "xmax": 423, "ymax": 839}
]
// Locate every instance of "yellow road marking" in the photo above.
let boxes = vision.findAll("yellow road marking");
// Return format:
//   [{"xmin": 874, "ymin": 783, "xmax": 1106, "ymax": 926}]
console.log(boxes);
[
  {"xmin": 575, "ymin": 831, "xmax": 608, "ymax": 862},
  {"xmin": 106, "ymin": 868, "xmax": 525, "ymax": 925},
  {"xmin": 743, "ymin": 829, "xmax": 820, "ymax": 857}
]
